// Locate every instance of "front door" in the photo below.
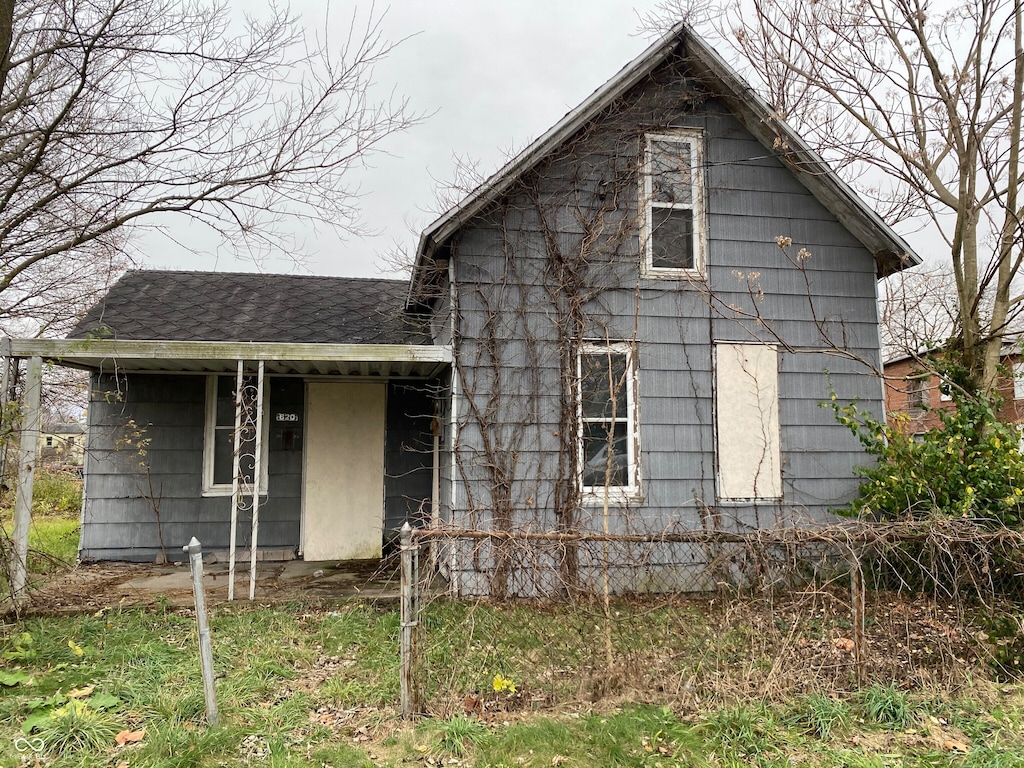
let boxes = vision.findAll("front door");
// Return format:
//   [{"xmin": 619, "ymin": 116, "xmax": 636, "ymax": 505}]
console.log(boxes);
[{"xmin": 301, "ymin": 381, "xmax": 385, "ymax": 560}]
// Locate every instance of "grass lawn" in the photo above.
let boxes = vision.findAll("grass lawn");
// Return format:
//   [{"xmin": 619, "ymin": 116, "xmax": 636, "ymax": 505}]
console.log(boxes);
[
  {"xmin": 1, "ymin": 470, "xmax": 1023, "ymax": 765},
  {"xmin": 0, "ymin": 602, "xmax": 1021, "ymax": 767},
  {"xmin": 1, "ymin": 469, "xmax": 82, "ymax": 597}
]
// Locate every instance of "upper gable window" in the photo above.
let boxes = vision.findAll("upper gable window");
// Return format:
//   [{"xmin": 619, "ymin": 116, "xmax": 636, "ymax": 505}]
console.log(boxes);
[{"xmin": 643, "ymin": 132, "xmax": 705, "ymax": 276}]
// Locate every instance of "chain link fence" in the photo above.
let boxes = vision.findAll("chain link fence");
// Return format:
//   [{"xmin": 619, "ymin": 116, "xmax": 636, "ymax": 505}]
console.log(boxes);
[{"xmin": 397, "ymin": 521, "xmax": 1024, "ymax": 718}]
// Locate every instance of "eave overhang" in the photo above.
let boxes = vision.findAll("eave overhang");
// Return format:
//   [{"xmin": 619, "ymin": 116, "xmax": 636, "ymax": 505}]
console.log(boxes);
[
  {"xmin": 1, "ymin": 338, "xmax": 452, "ymax": 379},
  {"xmin": 680, "ymin": 33, "xmax": 919, "ymax": 279}
]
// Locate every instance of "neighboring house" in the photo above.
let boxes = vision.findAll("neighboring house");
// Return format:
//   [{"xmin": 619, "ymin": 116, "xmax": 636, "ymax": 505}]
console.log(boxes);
[
  {"xmin": 884, "ymin": 346, "xmax": 1024, "ymax": 436},
  {"xmin": 1, "ymin": 24, "xmax": 918, "ymax": 594},
  {"xmin": 37, "ymin": 422, "xmax": 85, "ymax": 466}
]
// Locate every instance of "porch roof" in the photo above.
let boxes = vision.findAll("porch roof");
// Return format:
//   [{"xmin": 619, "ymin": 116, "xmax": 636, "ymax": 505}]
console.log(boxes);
[{"xmin": 1, "ymin": 338, "xmax": 451, "ymax": 378}]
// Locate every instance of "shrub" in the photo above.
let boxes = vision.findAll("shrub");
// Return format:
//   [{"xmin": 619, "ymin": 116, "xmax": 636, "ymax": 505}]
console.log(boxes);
[
  {"xmin": 824, "ymin": 384, "xmax": 1024, "ymax": 527},
  {"xmin": 31, "ymin": 470, "xmax": 82, "ymax": 517}
]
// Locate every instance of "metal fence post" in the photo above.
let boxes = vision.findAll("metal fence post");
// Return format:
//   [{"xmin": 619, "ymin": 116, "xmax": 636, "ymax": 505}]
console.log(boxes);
[
  {"xmin": 184, "ymin": 537, "xmax": 219, "ymax": 727},
  {"xmin": 400, "ymin": 523, "xmax": 419, "ymax": 719}
]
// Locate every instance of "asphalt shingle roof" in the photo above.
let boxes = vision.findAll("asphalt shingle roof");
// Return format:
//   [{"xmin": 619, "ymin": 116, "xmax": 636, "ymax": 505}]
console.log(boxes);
[{"xmin": 70, "ymin": 270, "xmax": 428, "ymax": 345}]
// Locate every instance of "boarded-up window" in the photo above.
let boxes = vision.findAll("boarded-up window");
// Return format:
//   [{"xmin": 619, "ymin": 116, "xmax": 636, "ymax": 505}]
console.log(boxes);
[
  {"xmin": 715, "ymin": 343, "xmax": 781, "ymax": 500},
  {"xmin": 643, "ymin": 132, "xmax": 704, "ymax": 274}
]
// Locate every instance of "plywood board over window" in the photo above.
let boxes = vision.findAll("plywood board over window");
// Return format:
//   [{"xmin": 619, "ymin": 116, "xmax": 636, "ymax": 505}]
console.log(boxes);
[{"xmin": 715, "ymin": 343, "xmax": 781, "ymax": 501}]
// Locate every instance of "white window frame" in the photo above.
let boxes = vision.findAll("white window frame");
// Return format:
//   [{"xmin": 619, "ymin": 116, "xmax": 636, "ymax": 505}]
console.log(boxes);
[
  {"xmin": 1014, "ymin": 361, "xmax": 1024, "ymax": 400},
  {"xmin": 641, "ymin": 131, "xmax": 706, "ymax": 278},
  {"xmin": 578, "ymin": 341, "xmax": 641, "ymax": 502},
  {"xmin": 907, "ymin": 374, "xmax": 930, "ymax": 409},
  {"xmin": 202, "ymin": 374, "xmax": 269, "ymax": 497}
]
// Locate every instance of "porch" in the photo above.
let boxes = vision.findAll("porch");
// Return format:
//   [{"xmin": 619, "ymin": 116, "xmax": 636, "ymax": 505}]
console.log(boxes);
[{"xmin": 1, "ymin": 336, "xmax": 451, "ymax": 598}]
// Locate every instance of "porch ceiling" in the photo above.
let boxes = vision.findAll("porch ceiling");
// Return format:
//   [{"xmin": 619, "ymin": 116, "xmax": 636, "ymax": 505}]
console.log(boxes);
[{"xmin": 2, "ymin": 338, "xmax": 451, "ymax": 378}]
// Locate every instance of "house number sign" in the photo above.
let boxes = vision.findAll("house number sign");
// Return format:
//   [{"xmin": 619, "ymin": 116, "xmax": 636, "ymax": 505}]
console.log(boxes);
[{"xmin": 275, "ymin": 413, "xmax": 300, "ymax": 422}]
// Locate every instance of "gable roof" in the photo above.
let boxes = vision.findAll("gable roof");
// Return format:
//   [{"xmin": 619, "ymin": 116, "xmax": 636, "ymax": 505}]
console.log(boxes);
[
  {"xmin": 71, "ymin": 270, "xmax": 429, "ymax": 346},
  {"xmin": 41, "ymin": 422, "xmax": 85, "ymax": 435},
  {"xmin": 410, "ymin": 23, "xmax": 920, "ymax": 303}
]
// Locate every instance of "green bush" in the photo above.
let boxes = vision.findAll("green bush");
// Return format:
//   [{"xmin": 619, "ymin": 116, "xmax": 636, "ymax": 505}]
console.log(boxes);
[
  {"xmin": 824, "ymin": 384, "xmax": 1024, "ymax": 527},
  {"xmin": 31, "ymin": 470, "xmax": 82, "ymax": 517}
]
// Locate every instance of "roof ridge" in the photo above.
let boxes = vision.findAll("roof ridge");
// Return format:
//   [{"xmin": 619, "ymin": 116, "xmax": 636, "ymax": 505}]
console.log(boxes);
[{"xmin": 123, "ymin": 269, "xmax": 408, "ymax": 285}]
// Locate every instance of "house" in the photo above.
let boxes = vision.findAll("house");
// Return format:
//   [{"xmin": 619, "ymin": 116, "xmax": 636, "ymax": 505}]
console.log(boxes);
[
  {"xmin": 37, "ymin": 422, "xmax": 86, "ymax": 467},
  {"xmin": 884, "ymin": 345, "xmax": 1024, "ymax": 437},
  {"xmin": 1, "ymin": 24, "xmax": 918, "ymax": 596}
]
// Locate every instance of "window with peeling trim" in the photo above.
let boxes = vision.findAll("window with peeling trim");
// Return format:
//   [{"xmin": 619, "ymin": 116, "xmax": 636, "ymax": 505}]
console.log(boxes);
[
  {"xmin": 203, "ymin": 374, "xmax": 269, "ymax": 496},
  {"xmin": 643, "ymin": 132, "xmax": 704, "ymax": 275},
  {"xmin": 579, "ymin": 342, "xmax": 639, "ymax": 496}
]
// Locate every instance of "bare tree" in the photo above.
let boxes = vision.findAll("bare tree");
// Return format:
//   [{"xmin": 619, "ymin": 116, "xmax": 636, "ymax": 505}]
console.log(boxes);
[
  {"xmin": 0, "ymin": 0, "xmax": 413, "ymax": 335},
  {"xmin": 646, "ymin": 0, "xmax": 1023, "ymax": 394},
  {"xmin": 880, "ymin": 267, "xmax": 961, "ymax": 360}
]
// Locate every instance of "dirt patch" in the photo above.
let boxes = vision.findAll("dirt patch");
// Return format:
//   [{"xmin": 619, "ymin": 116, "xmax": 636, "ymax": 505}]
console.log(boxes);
[{"xmin": 19, "ymin": 557, "xmax": 403, "ymax": 615}]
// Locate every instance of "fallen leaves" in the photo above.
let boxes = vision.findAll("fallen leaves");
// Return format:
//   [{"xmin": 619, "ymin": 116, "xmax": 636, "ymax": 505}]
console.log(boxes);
[
  {"xmin": 943, "ymin": 738, "xmax": 969, "ymax": 753},
  {"xmin": 833, "ymin": 637, "xmax": 856, "ymax": 653},
  {"xmin": 115, "ymin": 728, "xmax": 146, "ymax": 746}
]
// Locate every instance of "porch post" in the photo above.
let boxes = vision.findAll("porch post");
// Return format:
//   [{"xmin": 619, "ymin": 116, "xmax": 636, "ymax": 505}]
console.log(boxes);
[
  {"xmin": 430, "ymin": 416, "xmax": 440, "ymax": 568},
  {"xmin": 11, "ymin": 355, "xmax": 42, "ymax": 598},
  {"xmin": 228, "ymin": 360, "xmax": 244, "ymax": 601},
  {"xmin": 0, "ymin": 341, "xmax": 13, "ymax": 495},
  {"xmin": 248, "ymin": 361, "xmax": 264, "ymax": 601}
]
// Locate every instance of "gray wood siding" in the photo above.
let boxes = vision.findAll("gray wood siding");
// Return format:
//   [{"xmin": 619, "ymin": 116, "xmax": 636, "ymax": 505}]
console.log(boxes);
[
  {"xmin": 445, "ymin": 55, "xmax": 884, "ymax": 592},
  {"xmin": 80, "ymin": 373, "xmax": 304, "ymax": 562}
]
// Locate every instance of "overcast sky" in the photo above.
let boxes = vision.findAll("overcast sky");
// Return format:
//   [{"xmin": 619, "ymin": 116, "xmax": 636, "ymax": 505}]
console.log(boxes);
[{"xmin": 143, "ymin": 0, "xmax": 668, "ymax": 278}]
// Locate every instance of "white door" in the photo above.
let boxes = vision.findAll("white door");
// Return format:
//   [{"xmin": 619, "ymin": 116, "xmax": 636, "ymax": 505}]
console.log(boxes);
[{"xmin": 302, "ymin": 381, "xmax": 385, "ymax": 560}]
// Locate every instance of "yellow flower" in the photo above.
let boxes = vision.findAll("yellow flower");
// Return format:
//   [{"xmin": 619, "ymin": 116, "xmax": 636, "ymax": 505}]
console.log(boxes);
[{"xmin": 492, "ymin": 673, "xmax": 516, "ymax": 694}]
